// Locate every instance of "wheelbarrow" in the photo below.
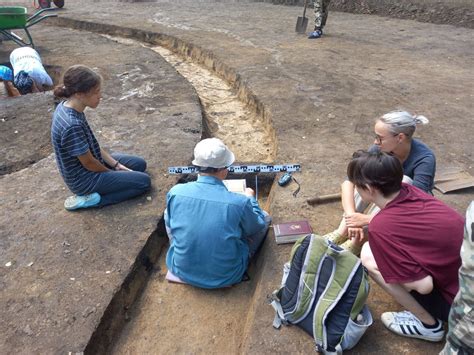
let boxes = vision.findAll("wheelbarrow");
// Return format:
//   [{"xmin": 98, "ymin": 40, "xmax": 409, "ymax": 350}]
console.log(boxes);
[{"xmin": 0, "ymin": 6, "xmax": 58, "ymax": 48}]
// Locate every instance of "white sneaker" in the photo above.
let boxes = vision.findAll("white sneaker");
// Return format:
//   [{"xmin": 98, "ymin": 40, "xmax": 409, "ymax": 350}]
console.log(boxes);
[{"xmin": 381, "ymin": 311, "xmax": 444, "ymax": 342}]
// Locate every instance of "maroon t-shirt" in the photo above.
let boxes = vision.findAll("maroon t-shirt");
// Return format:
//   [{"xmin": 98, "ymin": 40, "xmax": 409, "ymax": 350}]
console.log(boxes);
[{"xmin": 369, "ymin": 183, "xmax": 464, "ymax": 304}]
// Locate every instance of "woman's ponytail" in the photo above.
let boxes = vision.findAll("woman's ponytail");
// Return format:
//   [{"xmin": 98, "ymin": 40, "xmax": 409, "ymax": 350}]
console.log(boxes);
[{"xmin": 55, "ymin": 65, "xmax": 101, "ymax": 98}]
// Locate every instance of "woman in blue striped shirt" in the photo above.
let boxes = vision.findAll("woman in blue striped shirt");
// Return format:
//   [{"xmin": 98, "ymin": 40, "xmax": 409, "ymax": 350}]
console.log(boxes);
[{"xmin": 51, "ymin": 65, "xmax": 151, "ymax": 210}]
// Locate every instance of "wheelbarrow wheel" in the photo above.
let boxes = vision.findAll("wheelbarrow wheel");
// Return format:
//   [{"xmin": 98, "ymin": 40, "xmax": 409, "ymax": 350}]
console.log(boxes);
[
  {"xmin": 38, "ymin": 0, "xmax": 51, "ymax": 8},
  {"xmin": 53, "ymin": 0, "xmax": 65, "ymax": 8}
]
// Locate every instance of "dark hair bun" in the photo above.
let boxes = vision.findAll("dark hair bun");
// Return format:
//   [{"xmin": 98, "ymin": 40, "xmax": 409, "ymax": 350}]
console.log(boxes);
[{"xmin": 53, "ymin": 85, "xmax": 71, "ymax": 98}]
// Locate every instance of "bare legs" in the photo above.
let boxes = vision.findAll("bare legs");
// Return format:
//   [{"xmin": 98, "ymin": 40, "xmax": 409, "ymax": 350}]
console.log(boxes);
[{"xmin": 360, "ymin": 242, "xmax": 436, "ymax": 325}]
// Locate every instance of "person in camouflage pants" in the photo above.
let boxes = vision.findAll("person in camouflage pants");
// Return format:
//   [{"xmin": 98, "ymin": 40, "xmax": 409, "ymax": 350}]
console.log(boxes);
[
  {"xmin": 308, "ymin": 0, "xmax": 331, "ymax": 39},
  {"xmin": 440, "ymin": 201, "xmax": 474, "ymax": 355}
]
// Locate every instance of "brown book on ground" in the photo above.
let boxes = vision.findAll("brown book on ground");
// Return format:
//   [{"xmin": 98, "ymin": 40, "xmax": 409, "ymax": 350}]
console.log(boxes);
[{"xmin": 273, "ymin": 220, "xmax": 313, "ymax": 244}]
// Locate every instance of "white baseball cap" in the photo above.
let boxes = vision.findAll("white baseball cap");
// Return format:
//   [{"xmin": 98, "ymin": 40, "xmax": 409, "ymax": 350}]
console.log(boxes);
[{"xmin": 192, "ymin": 138, "xmax": 235, "ymax": 168}]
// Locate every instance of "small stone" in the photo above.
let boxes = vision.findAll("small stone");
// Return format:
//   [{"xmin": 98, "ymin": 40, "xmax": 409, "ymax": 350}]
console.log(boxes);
[
  {"xmin": 14, "ymin": 130, "xmax": 18, "ymax": 134},
  {"xmin": 23, "ymin": 325, "xmax": 33, "ymax": 336},
  {"xmin": 5, "ymin": 262, "xmax": 12, "ymax": 267},
  {"xmin": 327, "ymin": 113, "xmax": 335, "ymax": 119},
  {"xmin": 105, "ymin": 270, "xmax": 111, "ymax": 274},
  {"xmin": 27, "ymin": 262, "xmax": 34, "ymax": 267},
  {"xmin": 82, "ymin": 306, "xmax": 96, "ymax": 318},
  {"xmin": 64, "ymin": 250, "xmax": 71, "ymax": 254},
  {"xmin": 62, "ymin": 241, "xmax": 71, "ymax": 247},
  {"xmin": 146, "ymin": 196, "xmax": 152, "ymax": 201},
  {"xmin": 70, "ymin": 277, "xmax": 75, "ymax": 281}
]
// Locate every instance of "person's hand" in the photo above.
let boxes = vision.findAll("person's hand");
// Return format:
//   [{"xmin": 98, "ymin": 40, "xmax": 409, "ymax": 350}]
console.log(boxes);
[
  {"xmin": 244, "ymin": 188, "xmax": 255, "ymax": 197},
  {"xmin": 347, "ymin": 227, "xmax": 365, "ymax": 243},
  {"xmin": 115, "ymin": 162, "xmax": 132, "ymax": 172},
  {"xmin": 344, "ymin": 212, "xmax": 370, "ymax": 228}
]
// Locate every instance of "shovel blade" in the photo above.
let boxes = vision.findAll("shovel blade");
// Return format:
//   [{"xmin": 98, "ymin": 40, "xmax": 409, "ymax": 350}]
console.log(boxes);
[{"xmin": 295, "ymin": 16, "xmax": 308, "ymax": 34}]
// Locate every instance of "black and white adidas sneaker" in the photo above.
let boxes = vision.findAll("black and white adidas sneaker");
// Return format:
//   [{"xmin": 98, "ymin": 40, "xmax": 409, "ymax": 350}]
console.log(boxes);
[{"xmin": 381, "ymin": 311, "xmax": 445, "ymax": 342}]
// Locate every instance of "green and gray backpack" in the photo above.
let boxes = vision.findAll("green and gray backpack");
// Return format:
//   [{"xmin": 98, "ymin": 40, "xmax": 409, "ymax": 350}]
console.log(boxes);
[{"xmin": 270, "ymin": 234, "xmax": 372, "ymax": 354}]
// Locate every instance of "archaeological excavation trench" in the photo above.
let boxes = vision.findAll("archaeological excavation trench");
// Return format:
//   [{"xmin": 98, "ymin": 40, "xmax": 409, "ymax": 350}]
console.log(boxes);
[{"xmin": 52, "ymin": 29, "xmax": 279, "ymax": 352}]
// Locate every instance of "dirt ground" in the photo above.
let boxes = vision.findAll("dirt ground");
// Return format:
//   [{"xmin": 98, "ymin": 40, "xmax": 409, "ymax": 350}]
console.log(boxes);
[
  {"xmin": 1, "ymin": 0, "xmax": 473, "ymax": 353},
  {"xmin": 0, "ymin": 25, "xmax": 203, "ymax": 353},
  {"xmin": 269, "ymin": 0, "xmax": 474, "ymax": 28}
]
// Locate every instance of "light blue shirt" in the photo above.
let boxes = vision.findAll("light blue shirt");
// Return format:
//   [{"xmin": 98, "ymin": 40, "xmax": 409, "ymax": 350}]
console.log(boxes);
[{"xmin": 165, "ymin": 175, "xmax": 267, "ymax": 288}]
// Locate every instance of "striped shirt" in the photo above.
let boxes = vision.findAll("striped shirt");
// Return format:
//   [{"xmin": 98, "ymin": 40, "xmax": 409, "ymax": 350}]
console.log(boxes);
[{"xmin": 51, "ymin": 102, "xmax": 103, "ymax": 195}]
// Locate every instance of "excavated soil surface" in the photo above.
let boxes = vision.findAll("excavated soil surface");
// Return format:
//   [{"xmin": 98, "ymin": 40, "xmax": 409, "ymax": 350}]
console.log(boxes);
[
  {"xmin": 0, "ymin": 26, "xmax": 203, "ymax": 353},
  {"xmin": 1, "ymin": 1, "xmax": 473, "ymax": 354}
]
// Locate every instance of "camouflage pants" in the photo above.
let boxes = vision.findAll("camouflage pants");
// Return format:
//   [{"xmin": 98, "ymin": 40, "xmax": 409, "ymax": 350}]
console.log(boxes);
[
  {"xmin": 313, "ymin": 0, "xmax": 331, "ymax": 30},
  {"xmin": 440, "ymin": 201, "xmax": 474, "ymax": 355}
]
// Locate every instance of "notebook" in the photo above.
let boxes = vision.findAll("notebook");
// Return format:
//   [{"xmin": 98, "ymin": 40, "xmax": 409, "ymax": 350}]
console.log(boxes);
[
  {"xmin": 223, "ymin": 179, "xmax": 247, "ymax": 195},
  {"xmin": 273, "ymin": 220, "xmax": 313, "ymax": 244}
]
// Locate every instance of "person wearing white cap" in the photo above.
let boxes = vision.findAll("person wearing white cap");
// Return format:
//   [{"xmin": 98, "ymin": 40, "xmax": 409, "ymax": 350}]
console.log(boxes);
[
  {"xmin": 10, "ymin": 47, "xmax": 53, "ymax": 95},
  {"xmin": 165, "ymin": 138, "xmax": 271, "ymax": 289}
]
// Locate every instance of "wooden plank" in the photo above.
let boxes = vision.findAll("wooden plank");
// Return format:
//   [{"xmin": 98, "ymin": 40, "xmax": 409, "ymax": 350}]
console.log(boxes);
[{"xmin": 434, "ymin": 168, "xmax": 474, "ymax": 193}]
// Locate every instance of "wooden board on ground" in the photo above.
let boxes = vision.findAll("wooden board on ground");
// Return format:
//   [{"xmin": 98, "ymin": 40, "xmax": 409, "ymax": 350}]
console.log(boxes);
[{"xmin": 434, "ymin": 167, "xmax": 474, "ymax": 193}]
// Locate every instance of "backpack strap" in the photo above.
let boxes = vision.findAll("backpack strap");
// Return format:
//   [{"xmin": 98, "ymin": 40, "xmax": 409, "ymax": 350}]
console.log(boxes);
[
  {"xmin": 350, "ymin": 268, "xmax": 369, "ymax": 320},
  {"xmin": 312, "ymin": 244, "xmax": 361, "ymax": 350},
  {"xmin": 288, "ymin": 235, "xmax": 329, "ymax": 322},
  {"xmin": 271, "ymin": 235, "xmax": 327, "ymax": 326}
]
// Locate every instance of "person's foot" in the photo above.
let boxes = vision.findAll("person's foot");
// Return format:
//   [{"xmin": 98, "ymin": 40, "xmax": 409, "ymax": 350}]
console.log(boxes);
[
  {"xmin": 308, "ymin": 29, "xmax": 323, "ymax": 39},
  {"xmin": 322, "ymin": 230, "xmax": 346, "ymax": 245},
  {"xmin": 381, "ymin": 311, "xmax": 445, "ymax": 342},
  {"xmin": 64, "ymin": 193, "xmax": 101, "ymax": 211}
]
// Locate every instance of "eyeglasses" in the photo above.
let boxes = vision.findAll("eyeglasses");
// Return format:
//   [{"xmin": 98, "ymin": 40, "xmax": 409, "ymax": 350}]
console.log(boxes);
[{"xmin": 374, "ymin": 133, "xmax": 398, "ymax": 144}]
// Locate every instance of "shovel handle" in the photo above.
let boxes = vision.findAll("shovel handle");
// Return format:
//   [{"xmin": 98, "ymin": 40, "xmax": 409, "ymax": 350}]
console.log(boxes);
[
  {"xmin": 302, "ymin": 0, "xmax": 308, "ymax": 18},
  {"xmin": 306, "ymin": 193, "xmax": 341, "ymax": 206}
]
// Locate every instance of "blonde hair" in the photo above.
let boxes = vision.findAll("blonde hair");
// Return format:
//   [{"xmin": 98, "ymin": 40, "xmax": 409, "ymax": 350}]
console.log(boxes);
[{"xmin": 378, "ymin": 110, "xmax": 429, "ymax": 138}]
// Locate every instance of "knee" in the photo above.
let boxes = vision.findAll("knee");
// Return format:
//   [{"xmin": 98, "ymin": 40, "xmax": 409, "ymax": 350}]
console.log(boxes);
[
  {"xmin": 134, "ymin": 172, "xmax": 151, "ymax": 191},
  {"xmin": 360, "ymin": 244, "xmax": 377, "ymax": 273},
  {"xmin": 404, "ymin": 275, "xmax": 434, "ymax": 295},
  {"xmin": 142, "ymin": 174, "xmax": 151, "ymax": 190},
  {"xmin": 263, "ymin": 211, "xmax": 272, "ymax": 225},
  {"xmin": 402, "ymin": 175, "xmax": 413, "ymax": 185},
  {"xmin": 136, "ymin": 158, "xmax": 147, "ymax": 172}
]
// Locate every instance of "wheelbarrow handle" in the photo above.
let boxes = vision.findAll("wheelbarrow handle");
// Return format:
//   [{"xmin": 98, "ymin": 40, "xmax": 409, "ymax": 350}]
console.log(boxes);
[
  {"xmin": 27, "ymin": 7, "xmax": 57, "ymax": 23},
  {"xmin": 26, "ymin": 14, "xmax": 58, "ymax": 28}
]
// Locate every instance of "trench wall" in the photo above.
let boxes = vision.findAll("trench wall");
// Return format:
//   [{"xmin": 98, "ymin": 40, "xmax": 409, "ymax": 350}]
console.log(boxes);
[{"xmin": 260, "ymin": 0, "xmax": 474, "ymax": 28}]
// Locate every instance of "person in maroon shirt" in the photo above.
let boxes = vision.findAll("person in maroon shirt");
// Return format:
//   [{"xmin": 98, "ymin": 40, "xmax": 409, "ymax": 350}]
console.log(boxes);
[{"xmin": 347, "ymin": 150, "xmax": 463, "ymax": 342}]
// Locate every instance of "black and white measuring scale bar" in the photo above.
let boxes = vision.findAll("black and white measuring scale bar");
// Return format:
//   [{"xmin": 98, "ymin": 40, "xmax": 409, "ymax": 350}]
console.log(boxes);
[{"xmin": 168, "ymin": 164, "xmax": 301, "ymax": 174}]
